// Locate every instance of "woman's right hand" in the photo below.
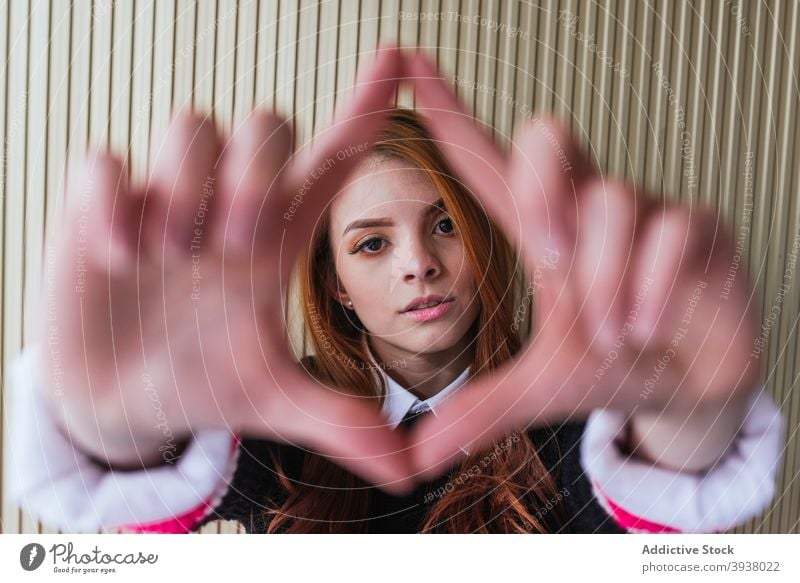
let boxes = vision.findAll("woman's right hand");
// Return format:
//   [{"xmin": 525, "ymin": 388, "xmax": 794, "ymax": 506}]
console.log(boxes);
[{"xmin": 37, "ymin": 47, "xmax": 414, "ymax": 494}]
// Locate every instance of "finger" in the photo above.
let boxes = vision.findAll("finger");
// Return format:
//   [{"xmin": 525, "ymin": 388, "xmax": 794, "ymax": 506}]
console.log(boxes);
[
  {"xmin": 508, "ymin": 116, "xmax": 601, "ymax": 280},
  {"xmin": 405, "ymin": 53, "xmax": 596, "ymax": 269},
  {"xmin": 505, "ymin": 118, "xmax": 595, "ymax": 330},
  {"xmin": 630, "ymin": 207, "xmax": 699, "ymax": 346},
  {"xmin": 407, "ymin": 57, "xmax": 577, "ymax": 338},
  {"xmin": 408, "ymin": 364, "xmax": 534, "ymax": 480},
  {"xmin": 403, "ymin": 53, "xmax": 516, "ymax": 243},
  {"xmin": 631, "ymin": 208, "xmax": 757, "ymax": 399},
  {"xmin": 215, "ymin": 110, "xmax": 293, "ymax": 255},
  {"xmin": 409, "ymin": 331, "xmax": 669, "ymax": 480},
  {"xmin": 574, "ymin": 178, "xmax": 637, "ymax": 346},
  {"xmin": 65, "ymin": 151, "xmax": 141, "ymax": 269},
  {"xmin": 251, "ymin": 368, "xmax": 417, "ymax": 495},
  {"xmin": 275, "ymin": 45, "xmax": 403, "ymax": 279},
  {"xmin": 145, "ymin": 112, "xmax": 221, "ymax": 256},
  {"xmin": 408, "ymin": 343, "xmax": 598, "ymax": 480}
]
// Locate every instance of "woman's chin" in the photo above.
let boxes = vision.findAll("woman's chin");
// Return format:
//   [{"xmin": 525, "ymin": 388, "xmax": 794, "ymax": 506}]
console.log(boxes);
[{"xmin": 399, "ymin": 329, "xmax": 468, "ymax": 355}]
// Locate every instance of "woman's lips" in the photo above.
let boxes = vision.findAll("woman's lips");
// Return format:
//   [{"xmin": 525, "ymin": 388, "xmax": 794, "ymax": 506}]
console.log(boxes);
[{"xmin": 402, "ymin": 298, "xmax": 454, "ymax": 322}]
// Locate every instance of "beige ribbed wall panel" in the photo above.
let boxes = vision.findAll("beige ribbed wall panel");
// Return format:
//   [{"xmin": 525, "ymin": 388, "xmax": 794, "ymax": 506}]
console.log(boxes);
[{"xmin": 0, "ymin": 0, "xmax": 797, "ymax": 534}]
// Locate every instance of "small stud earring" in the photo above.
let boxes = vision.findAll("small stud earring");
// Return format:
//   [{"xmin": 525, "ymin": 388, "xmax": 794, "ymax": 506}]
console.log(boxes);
[{"xmin": 347, "ymin": 300, "xmax": 353, "ymax": 309}]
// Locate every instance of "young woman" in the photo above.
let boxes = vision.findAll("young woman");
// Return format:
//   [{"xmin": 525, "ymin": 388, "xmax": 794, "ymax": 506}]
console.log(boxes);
[{"xmin": 8, "ymin": 49, "xmax": 782, "ymax": 534}]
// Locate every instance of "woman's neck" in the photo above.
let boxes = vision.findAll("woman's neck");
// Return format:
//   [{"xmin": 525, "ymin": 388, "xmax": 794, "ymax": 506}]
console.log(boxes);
[{"xmin": 368, "ymin": 336, "xmax": 474, "ymax": 400}]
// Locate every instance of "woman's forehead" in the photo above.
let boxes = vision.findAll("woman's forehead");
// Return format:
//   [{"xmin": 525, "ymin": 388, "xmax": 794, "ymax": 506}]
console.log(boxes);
[{"xmin": 331, "ymin": 157, "xmax": 441, "ymax": 221}]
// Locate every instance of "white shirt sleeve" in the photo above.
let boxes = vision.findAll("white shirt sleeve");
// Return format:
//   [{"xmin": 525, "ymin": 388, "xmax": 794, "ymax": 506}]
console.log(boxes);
[
  {"xmin": 4, "ymin": 346, "xmax": 240, "ymax": 533},
  {"xmin": 579, "ymin": 388, "xmax": 784, "ymax": 533}
]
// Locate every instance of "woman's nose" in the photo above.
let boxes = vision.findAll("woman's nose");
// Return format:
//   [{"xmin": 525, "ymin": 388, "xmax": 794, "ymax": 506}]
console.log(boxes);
[{"xmin": 393, "ymin": 235, "xmax": 442, "ymax": 282}]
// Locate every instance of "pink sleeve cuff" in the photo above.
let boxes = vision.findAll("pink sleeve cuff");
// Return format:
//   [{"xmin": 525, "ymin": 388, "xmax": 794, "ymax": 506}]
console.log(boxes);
[
  {"xmin": 118, "ymin": 437, "xmax": 241, "ymax": 533},
  {"xmin": 5, "ymin": 346, "xmax": 240, "ymax": 533},
  {"xmin": 580, "ymin": 389, "xmax": 784, "ymax": 533}
]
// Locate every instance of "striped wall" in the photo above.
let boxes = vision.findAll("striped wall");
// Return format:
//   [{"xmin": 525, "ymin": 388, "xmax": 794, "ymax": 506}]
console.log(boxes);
[{"xmin": 1, "ymin": 0, "xmax": 798, "ymax": 534}]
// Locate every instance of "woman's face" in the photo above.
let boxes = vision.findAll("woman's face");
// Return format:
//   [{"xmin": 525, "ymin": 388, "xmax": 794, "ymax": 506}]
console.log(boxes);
[{"xmin": 328, "ymin": 156, "xmax": 481, "ymax": 360}]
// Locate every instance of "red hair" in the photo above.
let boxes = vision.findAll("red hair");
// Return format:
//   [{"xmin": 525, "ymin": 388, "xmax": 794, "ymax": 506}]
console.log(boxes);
[{"xmin": 264, "ymin": 108, "xmax": 564, "ymax": 533}]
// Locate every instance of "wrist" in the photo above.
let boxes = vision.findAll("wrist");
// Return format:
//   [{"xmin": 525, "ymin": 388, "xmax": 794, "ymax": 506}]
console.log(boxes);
[
  {"xmin": 625, "ymin": 395, "xmax": 749, "ymax": 472},
  {"xmin": 45, "ymin": 395, "xmax": 189, "ymax": 470}
]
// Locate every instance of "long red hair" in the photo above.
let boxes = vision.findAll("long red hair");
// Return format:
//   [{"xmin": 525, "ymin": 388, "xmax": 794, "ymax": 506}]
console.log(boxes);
[{"xmin": 264, "ymin": 108, "xmax": 564, "ymax": 533}]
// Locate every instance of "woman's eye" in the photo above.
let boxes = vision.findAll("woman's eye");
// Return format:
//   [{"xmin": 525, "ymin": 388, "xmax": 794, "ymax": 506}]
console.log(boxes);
[
  {"xmin": 355, "ymin": 237, "xmax": 386, "ymax": 254},
  {"xmin": 435, "ymin": 217, "xmax": 455, "ymax": 235}
]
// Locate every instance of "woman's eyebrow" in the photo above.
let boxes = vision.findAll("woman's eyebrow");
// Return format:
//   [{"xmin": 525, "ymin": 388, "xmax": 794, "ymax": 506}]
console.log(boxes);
[
  {"xmin": 342, "ymin": 218, "xmax": 393, "ymax": 236},
  {"xmin": 427, "ymin": 198, "xmax": 446, "ymax": 216},
  {"xmin": 342, "ymin": 199, "xmax": 446, "ymax": 237}
]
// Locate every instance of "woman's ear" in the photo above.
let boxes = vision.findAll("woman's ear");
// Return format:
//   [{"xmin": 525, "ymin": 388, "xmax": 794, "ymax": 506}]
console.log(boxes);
[
  {"xmin": 337, "ymin": 291, "xmax": 354, "ymax": 310},
  {"xmin": 334, "ymin": 289, "xmax": 353, "ymax": 310},
  {"xmin": 327, "ymin": 273, "xmax": 354, "ymax": 310}
]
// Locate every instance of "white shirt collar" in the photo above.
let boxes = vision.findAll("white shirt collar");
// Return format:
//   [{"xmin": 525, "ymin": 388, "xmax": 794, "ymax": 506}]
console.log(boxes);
[{"xmin": 364, "ymin": 343, "xmax": 471, "ymax": 429}]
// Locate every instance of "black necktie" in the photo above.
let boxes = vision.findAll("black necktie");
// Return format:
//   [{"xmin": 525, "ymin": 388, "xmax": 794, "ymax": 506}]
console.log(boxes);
[{"xmin": 400, "ymin": 404, "xmax": 431, "ymax": 430}]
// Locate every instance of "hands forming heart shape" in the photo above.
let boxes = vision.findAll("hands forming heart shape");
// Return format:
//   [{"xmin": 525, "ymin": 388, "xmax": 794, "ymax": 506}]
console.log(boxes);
[{"xmin": 44, "ymin": 47, "xmax": 757, "ymax": 495}]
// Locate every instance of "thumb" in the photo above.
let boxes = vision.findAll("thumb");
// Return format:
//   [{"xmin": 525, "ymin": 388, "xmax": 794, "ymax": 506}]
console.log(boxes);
[
  {"xmin": 409, "ymin": 331, "xmax": 608, "ymax": 481},
  {"xmin": 244, "ymin": 366, "xmax": 417, "ymax": 495}
]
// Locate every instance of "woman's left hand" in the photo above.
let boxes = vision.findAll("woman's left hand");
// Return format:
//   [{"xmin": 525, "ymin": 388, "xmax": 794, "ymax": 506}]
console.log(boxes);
[{"xmin": 401, "ymin": 53, "xmax": 759, "ymax": 480}]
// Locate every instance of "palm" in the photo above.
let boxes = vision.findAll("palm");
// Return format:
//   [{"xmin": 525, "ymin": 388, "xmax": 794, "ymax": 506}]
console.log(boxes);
[
  {"xmin": 402, "ymin": 53, "xmax": 757, "ymax": 478},
  {"xmin": 39, "ymin": 48, "xmax": 417, "ymax": 493}
]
